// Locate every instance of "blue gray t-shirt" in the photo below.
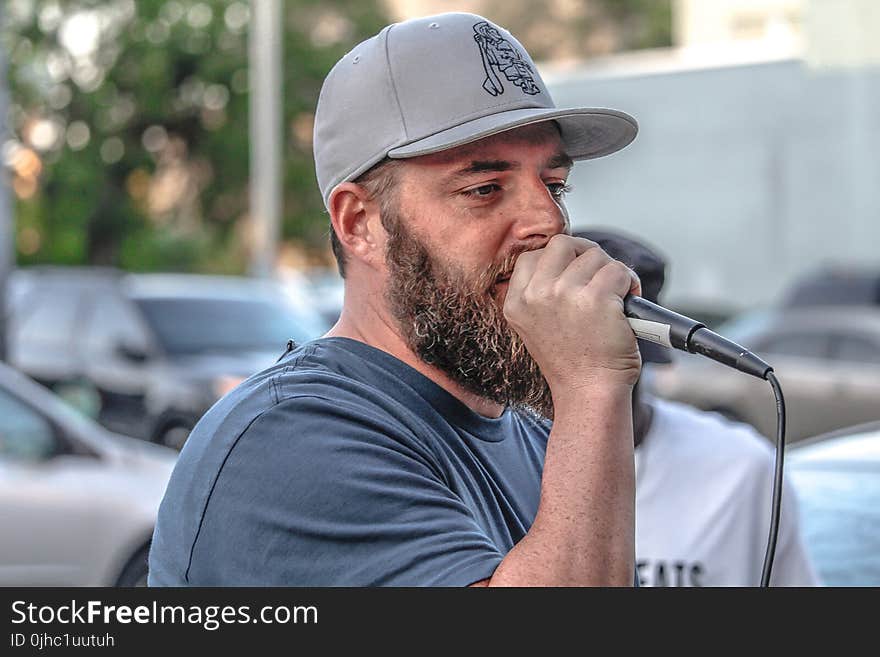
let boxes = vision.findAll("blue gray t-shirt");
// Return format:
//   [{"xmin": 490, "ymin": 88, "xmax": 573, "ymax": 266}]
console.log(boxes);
[{"xmin": 148, "ymin": 337, "xmax": 549, "ymax": 586}]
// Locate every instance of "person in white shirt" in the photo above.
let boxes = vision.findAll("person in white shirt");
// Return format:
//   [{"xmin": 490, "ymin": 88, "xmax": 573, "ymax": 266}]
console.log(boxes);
[{"xmin": 577, "ymin": 228, "xmax": 821, "ymax": 587}]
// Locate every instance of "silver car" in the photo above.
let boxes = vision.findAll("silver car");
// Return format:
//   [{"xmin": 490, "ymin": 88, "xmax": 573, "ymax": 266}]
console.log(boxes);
[
  {"xmin": 787, "ymin": 421, "xmax": 880, "ymax": 586},
  {"xmin": 0, "ymin": 362, "xmax": 176, "ymax": 585},
  {"xmin": 7, "ymin": 268, "xmax": 329, "ymax": 449},
  {"xmin": 650, "ymin": 306, "xmax": 880, "ymax": 443}
]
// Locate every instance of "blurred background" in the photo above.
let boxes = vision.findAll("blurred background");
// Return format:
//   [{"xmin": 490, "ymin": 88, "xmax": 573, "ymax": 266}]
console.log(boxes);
[{"xmin": 1, "ymin": 0, "xmax": 878, "ymax": 586}]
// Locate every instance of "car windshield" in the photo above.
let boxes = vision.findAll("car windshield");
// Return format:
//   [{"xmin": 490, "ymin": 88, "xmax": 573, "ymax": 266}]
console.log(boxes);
[
  {"xmin": 134, "ymin": 297, "xmax": 323, "ymax": 355},
  {"xmin": 1, "ymin": 365, "xmax": 102, "ymax": 441},
  {"xmin": 713, "ymin": 308, "xmax": 775, "ymax": 344}
]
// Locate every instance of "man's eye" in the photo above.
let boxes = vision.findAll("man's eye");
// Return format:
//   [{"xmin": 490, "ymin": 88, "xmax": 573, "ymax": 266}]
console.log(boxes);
[
  {"xmin": 464, "ymin": 184, "xmax": 500, "ymax": 198},
  {"xmin": 547, "ymin": 182, "xmax": 572, "ymax": 198}
]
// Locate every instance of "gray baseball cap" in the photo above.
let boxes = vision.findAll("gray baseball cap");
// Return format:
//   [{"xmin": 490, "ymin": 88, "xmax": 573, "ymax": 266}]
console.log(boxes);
[{"xmin": 313, "ymin": 12, "xmax": 638, "ymax": 207}]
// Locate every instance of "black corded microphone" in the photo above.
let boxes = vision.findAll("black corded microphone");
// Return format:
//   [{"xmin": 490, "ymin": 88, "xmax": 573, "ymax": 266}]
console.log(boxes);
[
  {"xmin": 624, "ymin": 294, "xmax": 786, "ymax": 588},
  {"xmin": 623, "ymin": 295, "xmax": 771, "ymax": 380}
]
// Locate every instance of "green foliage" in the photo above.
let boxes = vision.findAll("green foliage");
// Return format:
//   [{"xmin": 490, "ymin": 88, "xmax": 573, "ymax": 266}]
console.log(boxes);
[
  {"xmin": 4, "ymin": 1, "xmax": 669, "ymax": 273},
  {"xmin": 4, "ymin": 0, "xmax": 390, "ymax": 271},
  {"xmin": 598, "ymin": 0, "xmax": 673, "ymax": 51}
]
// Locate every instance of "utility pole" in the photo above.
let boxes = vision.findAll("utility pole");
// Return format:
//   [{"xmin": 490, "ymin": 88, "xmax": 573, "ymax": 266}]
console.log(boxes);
[
  {"xmin": 0, "ymin": 3, "xmax": 12, "ymax": 362},
  {"xmin": 248, "ymin": 0, "xmax": 283, "ymax": 278}
]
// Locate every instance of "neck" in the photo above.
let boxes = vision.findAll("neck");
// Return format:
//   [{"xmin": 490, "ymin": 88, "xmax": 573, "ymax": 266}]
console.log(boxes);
[{"xmin": 327, "ymin": 300, "xmax": 506, "ymax": 419}]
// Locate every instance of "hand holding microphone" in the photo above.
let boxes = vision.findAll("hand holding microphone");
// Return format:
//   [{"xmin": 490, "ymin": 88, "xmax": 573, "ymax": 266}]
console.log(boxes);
[
  {"xmin": 504, "ymin": 231, "xmax": 771, "ymax": 382},
  {"xmin": 568, "ymin": 228, "xmax": 772, "ymax": 380},
  {"xmin": 503, "ymin": 233, "xmax": 643, "ymax": 391}
]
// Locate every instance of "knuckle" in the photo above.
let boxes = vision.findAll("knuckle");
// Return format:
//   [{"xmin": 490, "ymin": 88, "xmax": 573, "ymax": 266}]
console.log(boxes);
[
  {"xmin": 577, "ymin": 245, "xmax": 609, "ymax": 266},
  {"xmin": 520, "ymin": 287, "xmax": 539, "ymax": 306},
  {"xmin": 572, "ymin": 235, "xmax": 599, "ymax": 249},
  {"xmin": 503, "ymin": 293, "xmax": 520, "ymax": 315},
  {"xmin": 593, "ymin": 246, "xmax": 614, "ymax": 263},
  {"xmin": 606, "ymin": 259, "xmax": 631, "ymax": 278},
  {"xmin": 524, "ymin": 283, "xmax": 552, "ymax": 304},
  {"xmin": 545, "ymin": 233, "xmax": 575, "ymax": 253}
]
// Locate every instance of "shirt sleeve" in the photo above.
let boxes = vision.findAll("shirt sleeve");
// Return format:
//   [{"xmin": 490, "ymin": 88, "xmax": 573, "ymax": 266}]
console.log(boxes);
[{"xmin": 188, "ymin": 393, "xmax": 504, "ymax": 586}]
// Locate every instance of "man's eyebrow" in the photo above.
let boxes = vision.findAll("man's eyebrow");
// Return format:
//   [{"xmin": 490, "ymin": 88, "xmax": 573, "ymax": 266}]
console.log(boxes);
[
  {"xmin": 442, "ymin": 152, "xmax": 573, "ymax": 185},
  {"xmin": 546, "ymin": 151, "xmax": 574, "ymax": 171},
  {"xmin": 445, "ymin": 160, "xmax": 519, "ymax": 184}
]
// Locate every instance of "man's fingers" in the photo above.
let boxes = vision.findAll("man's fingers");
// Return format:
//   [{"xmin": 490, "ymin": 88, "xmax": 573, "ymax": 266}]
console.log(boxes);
[
  {"xmin": 529, "ymin": 234, "xmax": 600, "ymax": 282},
  {"xmin": 556, "ymin": 246, "xmax": 616, "ymax": 290},
  {"xmin": 508, "ymin": 235, "xmax": 602, "ymax": 293},
  {"xmin": 507, "ymin": 235, "xmax": 643, "ymax": 308},
  {"xmin": 591, "ymin": 260, "xmax": 642, "ymax": 302},
  {"xmin": 507, "ymin": 248, "xmax": 541, "ymax": 290}
]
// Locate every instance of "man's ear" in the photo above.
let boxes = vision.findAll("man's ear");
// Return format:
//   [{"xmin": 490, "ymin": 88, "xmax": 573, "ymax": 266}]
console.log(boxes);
[{"xmin": 328, "ymin": 182, "xmax": 385, "ymax": 271}]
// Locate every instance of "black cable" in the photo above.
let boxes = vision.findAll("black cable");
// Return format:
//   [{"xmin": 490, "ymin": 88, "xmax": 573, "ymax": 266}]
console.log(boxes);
[{"xmin": 760, "ymin": 370, "xmax": 786, "ymax": 587}]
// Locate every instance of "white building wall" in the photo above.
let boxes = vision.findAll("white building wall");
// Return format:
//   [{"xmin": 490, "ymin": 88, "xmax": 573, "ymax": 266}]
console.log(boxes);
[{"xmin": 544, "ymin": 55, "xmax": 880, "ymax": 318}]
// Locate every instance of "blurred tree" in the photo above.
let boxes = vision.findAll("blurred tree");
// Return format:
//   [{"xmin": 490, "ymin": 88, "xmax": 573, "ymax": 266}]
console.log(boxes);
[{"xmin": 2, "ymin": 0, "xmax": 390, "ymax": 272}]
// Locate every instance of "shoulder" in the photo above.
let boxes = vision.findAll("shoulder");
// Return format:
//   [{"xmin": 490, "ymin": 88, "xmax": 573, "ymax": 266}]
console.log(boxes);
[
  {"xmin": 180, "ymin": 338, "xmax": 450, "ymax": 482},
  {"xmin": 208, "ymin": 337, "xmax": 428, "ymax": 433},
  {"xmin": 647, "ymin": 396, "xmax": 774, "ymax": 470},
  {"xmin": 268, "ymin": 338, "xmax": 438, "ymax": 415}
]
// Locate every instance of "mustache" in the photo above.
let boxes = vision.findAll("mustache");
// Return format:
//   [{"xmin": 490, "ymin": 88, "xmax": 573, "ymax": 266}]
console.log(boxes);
[{"xmin": 479, "ymin": 243, "xmax": 543, "ymax": 292}]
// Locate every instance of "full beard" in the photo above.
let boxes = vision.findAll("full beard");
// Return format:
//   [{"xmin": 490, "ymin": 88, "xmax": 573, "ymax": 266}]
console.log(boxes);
[{"xmin": 383, "ymin": 212, "xmax": 554, "ymax": 420}]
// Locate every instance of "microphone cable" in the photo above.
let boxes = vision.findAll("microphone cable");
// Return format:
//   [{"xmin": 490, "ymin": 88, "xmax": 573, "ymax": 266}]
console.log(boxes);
[
  {"xmin": 623, "ymin": 295, "xmax": 788, "ymax": 587},
  {"xmin": 760, "ymin": 370, "xmax": 786, "ymax": 588}
]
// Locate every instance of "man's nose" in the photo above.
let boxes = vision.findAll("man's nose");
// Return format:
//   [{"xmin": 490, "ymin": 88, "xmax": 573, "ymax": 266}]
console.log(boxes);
[{"xmin": 509, "ymin": 180, "xmax": 568, "ymax": 243}]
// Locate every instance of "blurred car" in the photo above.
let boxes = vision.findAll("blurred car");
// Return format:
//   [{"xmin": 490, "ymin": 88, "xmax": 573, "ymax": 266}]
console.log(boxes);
[
  {"xmin": 780, "ymin": 265, "xmax": 880, "ymax": 308},
  {"xmin": 649, "ymin": 306, "xmax": 880, "ymax": 442},
  {"xmin": 278, "ymin": 267, "xmax": 344, "ymax": 329},
  {"xmin": 0, "ymin": 361, "xmax": 176, "ymax": 586},
  {"xmin": 7, "ymin": 267, "xmax": 328, "ymax": 449},
  {"xmin": 787, "ymin": 421, "xmax": 880, "ymax": 586},
  {"xmin": 303, "ymin": 269, "xmax": 345, "ymax": 328}
]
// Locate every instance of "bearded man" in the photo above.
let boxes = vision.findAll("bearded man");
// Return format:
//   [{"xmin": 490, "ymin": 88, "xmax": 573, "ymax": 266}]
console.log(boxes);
[{"xmin": 149, "ymin": 13, "xmax": 642, "ymax": 586}]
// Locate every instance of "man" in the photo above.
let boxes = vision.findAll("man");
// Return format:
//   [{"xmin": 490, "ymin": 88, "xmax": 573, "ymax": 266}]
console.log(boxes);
[
  {"xmin": 576, "ymin": 228, "xmax": 821, "ymax": 587},
  {"xmin": 149, "ymin": 13, "xmax": 642, "ymax": 586}
]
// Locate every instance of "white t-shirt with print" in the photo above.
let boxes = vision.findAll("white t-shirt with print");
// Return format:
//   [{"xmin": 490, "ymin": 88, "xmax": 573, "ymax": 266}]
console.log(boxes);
[{"xmin": 635, "ymin": 396, "xmax": 821, "ymax": 587}]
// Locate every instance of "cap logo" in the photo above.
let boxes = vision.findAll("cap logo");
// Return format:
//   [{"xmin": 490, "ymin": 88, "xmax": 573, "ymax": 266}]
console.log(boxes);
[{"xmin": 472, "ymin": 21, "xmax": 540, "ymax": 97}]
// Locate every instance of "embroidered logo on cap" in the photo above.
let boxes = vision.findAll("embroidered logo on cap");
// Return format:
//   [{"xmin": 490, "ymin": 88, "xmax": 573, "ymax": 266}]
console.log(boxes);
[{"xmin": 473, "ymin": 21, "xmax": 540, "ymax": 97}]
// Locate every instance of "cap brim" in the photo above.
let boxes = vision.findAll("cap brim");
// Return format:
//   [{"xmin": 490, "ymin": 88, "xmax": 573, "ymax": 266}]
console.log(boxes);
[{"xmin": 387, "ymin": 107, "xmax": 638, "ymax": 161}]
